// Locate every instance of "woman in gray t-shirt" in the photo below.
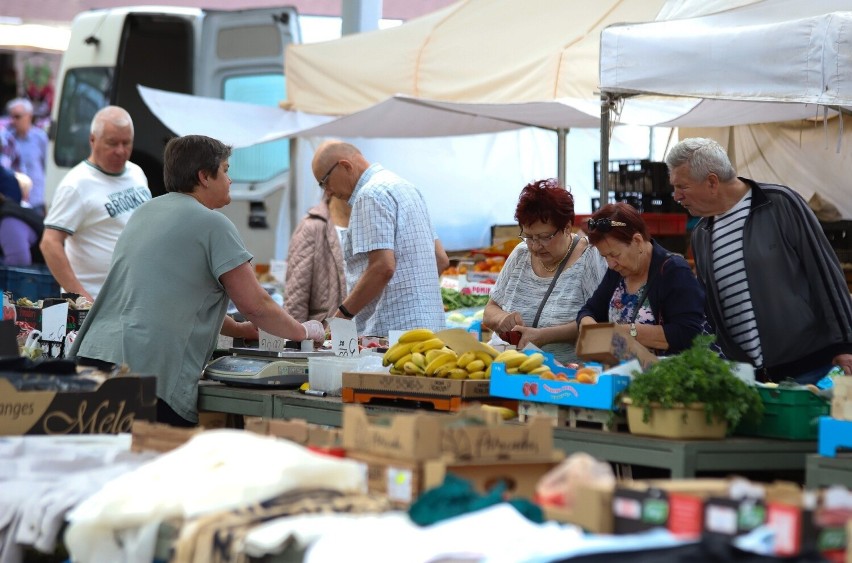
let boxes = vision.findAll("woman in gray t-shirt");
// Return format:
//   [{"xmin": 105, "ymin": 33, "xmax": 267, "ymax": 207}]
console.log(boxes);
[{"xmin": 483, "ymin": 179, "xmax": 607, "ymax": 364}]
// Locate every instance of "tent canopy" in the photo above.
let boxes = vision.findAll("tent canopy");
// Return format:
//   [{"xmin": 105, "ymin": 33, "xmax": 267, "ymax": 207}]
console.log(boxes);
[
  {"xmin": 285, "ymin": 0, "xmax": 666, "ymax": 115},
  {"xmin": 600, "ymin": 0, "xmax": 852, "ymax": 109}
]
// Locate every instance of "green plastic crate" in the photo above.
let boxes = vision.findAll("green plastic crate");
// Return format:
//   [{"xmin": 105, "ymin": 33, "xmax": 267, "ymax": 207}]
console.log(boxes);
[{"xmin": 736, "ymin": 387, "xmax": 829, "ymax": 440}]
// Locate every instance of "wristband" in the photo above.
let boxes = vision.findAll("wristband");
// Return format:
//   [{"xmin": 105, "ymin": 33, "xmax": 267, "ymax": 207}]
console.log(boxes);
[{"xmin": 338, "ymin": 304, "xmax": 355, "ymax": 319}]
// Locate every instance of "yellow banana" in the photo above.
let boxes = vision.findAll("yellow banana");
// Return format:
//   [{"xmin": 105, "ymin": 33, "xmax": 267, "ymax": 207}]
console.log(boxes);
[
  {"xmin": 481, "ymin": 405, "xmax": 517, "ymax": 420},
  {"xmin": 411, "ymin": 352, "xmax": 427, "ymax": 370},
  {"xmin": 528, "ymin": 365, "xmax": 550, "ymax": 375},
  {"xmin": 425, "ymin": 349, "xmax": 446, "ymax": 364},
  {"xmin": 389, "ymin": 366, "xmax": 404, "ymax": 375},
  {"xmin": 518, "ymin": 352, "xmax": 545, "ymax": 373},
  {"xmin": 503, "ymin": 352, "xmax": 528, "ymax": 369},
  {"xmin": 398, "ymin": 328, "xmax": 436, "ymax": 343},
  {"xmin": 383, "ymin": 342, "xmax": 415, "ymax": 366},
  {"xmin": 480, "ymin": 344, "xmax": 500, "ymax": 358},
  {"xmin": 467, "ymin": 370, "xmax": 487, "ymax": 380},
  {"xmin": 403, "ymin": 361, "xmax": 425, "ymax": 375},
  {"xmin": 507, "ymin": 367, "xmax": 520, "ymax": 374},
  {"xmin": 494, "ymin": 349, "xmax": 526, "ymax": 364},
  {"xmin": 425, "ymin": 352, "xmax": 457, "ymax": 375},
  {"xmin": 393, "ymin": 353, "xmax": 413, "ymax": 371},
  {"xmin": 412, "ymin": 338, "xmax": 445, "ymax": 354},
  {"xmin": 447, "ymin": 368, "xmax": 469, "ymax": 380},
  {"xmin": 465, "ymin": 359, "xmax": 486, "ymax": 373},
  {"xmin": 456, "ymin": 351, "xmax": 477, "ymax": 369},
  {"xmin": 474, "ymin": 351, "xmax": 493, "ymax": 366},
  {"xmin": 485, "ymin": 364, "xmax": 492, "ymax": 378},
  {"xmin": 434, "ymin": 362, "xmax": 457, "ymax": 378}
]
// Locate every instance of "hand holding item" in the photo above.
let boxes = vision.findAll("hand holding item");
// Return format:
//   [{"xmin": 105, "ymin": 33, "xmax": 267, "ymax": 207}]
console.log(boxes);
[
  {"xmin": 302, "ymin": 319, "xmax": 326, "ymax": 343},
  {"xmin": 495, "ymin": 310, "xmax": 524, "ymax": 333}
]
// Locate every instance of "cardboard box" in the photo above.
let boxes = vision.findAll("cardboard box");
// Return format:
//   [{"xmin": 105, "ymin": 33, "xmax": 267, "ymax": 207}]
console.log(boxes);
[
  {"xmin": 0, "ymin": 374, "xmax": 157, "ymax": 435},
  {"xmin": 832, "ymin": 377, "xmax": 852, "ymax": 421},
  {"xmin": 348, "ymin": 449, "xmax": 563, "ymax": 507},
  {"xmin": 576, "ymin": 323, "xmax": 658, "ymax": 370},
  {"xmin": 613, "ymin": 479, "xmax": 731, "ymax": 537},
  {"xmin": 131, "ymin": 419, "xmax": 203, "ymax": 453},
  {"xmin": 543, "ymin": 481, "xmax": 615, "ymax": 533},
  {"xmin": 342, "ymin": 371, "xmax": 492, "ymax": 400},
  {"xmin": 342, "ymin": 404, "xmax": 444, "ymax": 460},
  {"xmin": 245, "ymin": 417, "xmax": 342, "ymax": 450}
]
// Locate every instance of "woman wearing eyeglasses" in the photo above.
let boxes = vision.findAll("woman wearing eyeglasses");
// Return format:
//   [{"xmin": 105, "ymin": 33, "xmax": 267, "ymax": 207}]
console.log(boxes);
[
  {"xmin": 483, "ymin": 179, "xmax": 607, "ymax": 364},
  {"xmin": 576, "ymin": 202, "xmax": 707, "ymax": 355}
]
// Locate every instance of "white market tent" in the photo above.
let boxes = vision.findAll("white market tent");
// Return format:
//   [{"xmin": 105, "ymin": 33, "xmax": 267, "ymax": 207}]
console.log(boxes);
[{"xmin": 598, "ymin": 0, "xmax": 852, "ymax": 217}]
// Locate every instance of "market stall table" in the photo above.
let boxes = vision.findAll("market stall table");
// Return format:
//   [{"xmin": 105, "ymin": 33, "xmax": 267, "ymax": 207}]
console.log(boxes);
[
  {"xmin": 197, "ymin": 383, "xmax": 817, "ymax": 479},
  {"xmin": 805, "ymin": 454, "xmax": 852, "ymax": 488}
]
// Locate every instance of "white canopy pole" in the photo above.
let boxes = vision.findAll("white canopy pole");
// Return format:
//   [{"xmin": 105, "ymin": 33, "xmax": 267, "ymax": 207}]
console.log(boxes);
[{"xmin": 599, "ymin": 94, "xmax": 611, "ymax": 209}]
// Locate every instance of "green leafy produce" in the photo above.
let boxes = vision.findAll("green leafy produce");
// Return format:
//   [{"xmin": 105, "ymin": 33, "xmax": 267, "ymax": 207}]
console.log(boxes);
[
  {"xmin": 441, "ymin": 287, "xmax": 490, "ymax": 311},
  {"xmin": 621, "ymin": 335, "xmax": 763, "ymax": 432}
]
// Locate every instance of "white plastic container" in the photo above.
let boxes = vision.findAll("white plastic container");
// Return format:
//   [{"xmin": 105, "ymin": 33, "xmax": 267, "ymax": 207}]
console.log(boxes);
[{"xmin": 307, "ymin": 356, "xmax": 361, "ymax": 396}]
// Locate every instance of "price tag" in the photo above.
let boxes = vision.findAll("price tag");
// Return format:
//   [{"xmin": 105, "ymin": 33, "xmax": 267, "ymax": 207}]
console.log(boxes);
[
  {"xmin": 217, "ymin": 334, "xmax": 234, "ymax": 350},
  {"xmin": 258, "ymin": 329, "xmax": 287, "ymax": 352},
  {"xmin": 268, "ymin": 260, "xmax": 287, "ymax": 284},
  {"xmin": 328, "ymin": 318, "xmax": 358, "ymax": 357},
  {"xmin": 41, "ymin": 302, "xmax": 68, "ymax": 343},
  {"xmin": 386, "ymin": 467, "xmax": 413, "ymax": 504}
]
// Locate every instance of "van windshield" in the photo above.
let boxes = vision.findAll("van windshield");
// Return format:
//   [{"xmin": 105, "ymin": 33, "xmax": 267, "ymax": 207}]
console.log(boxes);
[
  {"xmin": 54, "ymin": 68, "xmax": 112, "ymax": 167},
  {"xmin": 224, "ymin": 73, "xmax": 289, "ymax": 183}
]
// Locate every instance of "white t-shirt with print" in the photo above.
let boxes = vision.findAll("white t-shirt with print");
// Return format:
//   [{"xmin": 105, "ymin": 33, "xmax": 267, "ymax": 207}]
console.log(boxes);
[{"xmin": 44, "ymin": 160, "xmax": 150, "ymax": 298}]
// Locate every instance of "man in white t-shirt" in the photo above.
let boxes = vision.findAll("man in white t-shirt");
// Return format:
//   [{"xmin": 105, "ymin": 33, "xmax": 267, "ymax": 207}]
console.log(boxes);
[{"xmin": 41, "ymin": 106, "xmax": 151, "ymax": 301}]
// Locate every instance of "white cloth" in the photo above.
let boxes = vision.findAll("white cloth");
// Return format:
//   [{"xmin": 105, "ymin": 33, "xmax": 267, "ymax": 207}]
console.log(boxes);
[
  {"xmin": 43, "ymin": 160, "xmax": 150, "ymax": 299},
  {"xmin": 64, "ymin": 429, "xmax": 366, "ymax": 563}
]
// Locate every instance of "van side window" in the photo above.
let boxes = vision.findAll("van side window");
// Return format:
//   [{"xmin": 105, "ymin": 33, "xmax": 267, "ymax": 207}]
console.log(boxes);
[
  {"xmin": 223, "ymin": 74, "xmax": 289, "ymax": 183},
  {"xmin": 54, "ymin": 68, "xmax": 112, "ymax": 167}
]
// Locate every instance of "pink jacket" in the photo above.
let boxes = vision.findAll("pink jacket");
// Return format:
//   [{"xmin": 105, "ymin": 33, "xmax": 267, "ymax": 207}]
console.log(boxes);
[{"xmin": 284, "ymin": 200, "xmax": 347, "ymax": 322}]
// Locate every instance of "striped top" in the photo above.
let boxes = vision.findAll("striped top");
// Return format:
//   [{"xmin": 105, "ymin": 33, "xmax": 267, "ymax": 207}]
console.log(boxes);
[{"xmin": 712, "ymin": 191, "xmax": 763, "ymax": 367}]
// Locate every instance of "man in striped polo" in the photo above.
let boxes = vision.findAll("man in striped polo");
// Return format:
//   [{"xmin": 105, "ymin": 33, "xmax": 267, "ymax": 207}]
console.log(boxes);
[{"xmin": 666, "ymin": 137, "xmax": 852, "ymax": 383}]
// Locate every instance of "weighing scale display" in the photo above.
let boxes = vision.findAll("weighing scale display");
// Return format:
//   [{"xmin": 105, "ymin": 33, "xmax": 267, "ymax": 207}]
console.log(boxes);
[{"xmin": 204, "ymin": 355, "xmax": 310, "ymax": 387}]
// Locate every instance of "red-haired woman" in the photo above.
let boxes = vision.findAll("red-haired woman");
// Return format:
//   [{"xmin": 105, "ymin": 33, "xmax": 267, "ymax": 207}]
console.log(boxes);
[
  {"xmin": 483, "ymin": 179, "xmax": 607, "ymax": 364},
  {"xmin": 576, "ymin": 202, "xmax": 707, "ymax": 355}
]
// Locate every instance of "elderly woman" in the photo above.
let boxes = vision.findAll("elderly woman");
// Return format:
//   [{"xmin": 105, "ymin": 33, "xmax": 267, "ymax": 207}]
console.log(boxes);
[
  {"xmin": 576, "ymin": 202, "xmax": 707, "ymax": 355},
  {"xmin": 484, "ymin": 178, "xmax": 607, "ymax": 364},
  {"xmin": 70, "ymin": 135, "xmax": 324, "ymax": 427}
]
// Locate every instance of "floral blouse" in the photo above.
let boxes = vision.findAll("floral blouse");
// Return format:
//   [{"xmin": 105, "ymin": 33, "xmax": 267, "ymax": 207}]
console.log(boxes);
[{"xmin": 608, "ymin": 278, "xmax": 657, "ymax": 326}]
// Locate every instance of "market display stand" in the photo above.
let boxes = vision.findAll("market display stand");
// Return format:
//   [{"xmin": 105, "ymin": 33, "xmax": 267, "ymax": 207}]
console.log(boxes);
[
  {"xmin": 805, "ymin": 454, "xmax": 852, "ymax": 488},
  {"xmin": 197, "ymin": 382, "xmax": 816, "ymax": 479}
]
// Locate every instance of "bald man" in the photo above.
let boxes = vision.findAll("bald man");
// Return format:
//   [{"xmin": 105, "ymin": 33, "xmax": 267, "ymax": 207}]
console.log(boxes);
[
  {"xmin": 311, "ymin": 140, "xmax": 445, "ymax": 336},
  {"xmin": 41, "ymin": 106, "xmax": 151, "ymax": 301}
]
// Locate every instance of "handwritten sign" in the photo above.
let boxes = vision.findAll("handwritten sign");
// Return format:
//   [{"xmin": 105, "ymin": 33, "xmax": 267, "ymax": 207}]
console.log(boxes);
[
  {"xmin": 258, "ymin": 329, "xmax": 287, "ymax": 352},
  {"xmin": 41, "ymin": 303, "xmax": 68, "ymax": 343},
  {"xmin": 328, "ymin": 318, "xmax": 357, "ymax": 357}
]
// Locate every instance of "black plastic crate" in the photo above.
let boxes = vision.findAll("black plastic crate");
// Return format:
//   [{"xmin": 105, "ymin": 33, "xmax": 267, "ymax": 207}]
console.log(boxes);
[{"xmin": 594, "ymin": 159, "xmax": 670, "ymax": 194}]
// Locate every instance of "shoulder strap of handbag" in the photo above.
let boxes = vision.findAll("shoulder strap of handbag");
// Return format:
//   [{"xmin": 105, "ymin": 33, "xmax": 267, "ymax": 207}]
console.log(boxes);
[
  {"xmin": 630, "ymin": 251, "xmax": 674, "ymax": 324},
  {"xmin": 532, "ymin": 234, "xmax": 581, "ymax": 328}
]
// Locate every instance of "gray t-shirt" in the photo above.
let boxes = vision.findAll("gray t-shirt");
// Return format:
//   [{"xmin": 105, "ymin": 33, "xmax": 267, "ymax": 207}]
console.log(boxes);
[
  {"xmin": 489, "ymin": 239, "xmax": 607, "ymax": 363},
  {"xmin": 70, "ymin": 192, "xmax": 252, "ymax": 422}
]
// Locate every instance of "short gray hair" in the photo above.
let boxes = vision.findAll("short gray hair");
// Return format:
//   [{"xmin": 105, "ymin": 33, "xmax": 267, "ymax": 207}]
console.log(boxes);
[
  {"xmin": 90, "ymin": 106, "xmax": 134, "ymax": 137},
  {"xmin": 665, "ymin": 138, "xmax": 736, "ymax": 182},
  {"xmin": 6, "ymin": 98, "xmax": 33, "ymax": 115}
]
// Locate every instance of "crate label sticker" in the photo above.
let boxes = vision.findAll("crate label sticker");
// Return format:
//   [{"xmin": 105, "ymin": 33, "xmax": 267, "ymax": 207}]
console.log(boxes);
[
  {"xmin": 41, "ymin": 303, "xmax": 68, "ymax": 344},
  {"xmin": 613, "ymin": 497, "xmax": 642, "ymax": 519},
  {"xmin": 328, "ymin": 318, "xmax": 357, "ymax": 357},
  {"xmin": 705, "ymin": 504, "xmax": 738, "ymax": 534},
  {"xmin": 386, "ymin": 467, "xmax": 413, "ymax": 503}
]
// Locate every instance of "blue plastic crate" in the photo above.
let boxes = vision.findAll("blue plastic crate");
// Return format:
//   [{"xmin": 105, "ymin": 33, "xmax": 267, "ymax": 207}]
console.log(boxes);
[{"xmin": 0, "ymin": 265, "xmax": 60, "ymax": 302}]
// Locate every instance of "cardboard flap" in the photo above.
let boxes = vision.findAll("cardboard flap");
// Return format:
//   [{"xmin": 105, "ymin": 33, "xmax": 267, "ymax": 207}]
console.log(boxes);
[
  {"xmin": 437, "ymin": 328, "xmax": 498, "ymax": 357},
  {"xmin": 577, "ymin": 323, "xmax": 658, "ymax": 369}
]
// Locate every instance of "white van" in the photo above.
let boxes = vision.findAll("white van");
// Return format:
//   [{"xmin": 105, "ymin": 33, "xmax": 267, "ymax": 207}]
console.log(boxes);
[{"xmin": 45, "ymin": 6, "xmax": 301, "ymax": 263}]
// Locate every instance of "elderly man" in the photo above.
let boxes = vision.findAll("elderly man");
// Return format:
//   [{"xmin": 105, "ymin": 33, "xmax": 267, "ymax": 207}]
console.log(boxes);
[
  {"xmin": 666, "ymin": 137, "xmax": 852, "ymax": 382},
  {"xmin": 312, "ymin": 140, "xmax": 446, "ymax": 336},
  {"xmin": 5, "ymin": 98, "xmax": 48, "ymax": 215},
  {"xmin": 41, "ymin": 106, "xmax": 151, "ymax": 302}
]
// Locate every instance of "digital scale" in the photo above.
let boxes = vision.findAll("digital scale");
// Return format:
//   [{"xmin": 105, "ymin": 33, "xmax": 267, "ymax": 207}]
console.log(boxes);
[{"xmin": 204, "ymin": 346, "xmax": 334, "ymax": 387}]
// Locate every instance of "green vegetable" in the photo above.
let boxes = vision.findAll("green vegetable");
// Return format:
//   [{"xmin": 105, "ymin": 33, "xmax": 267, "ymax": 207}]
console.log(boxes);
[
  {"xmin": 441, "ymin": 288, "xmax": 489, "ymax": 311},
  {"xmin": 620, "ymin": 335, "xmax": 763, "ymax": 432}
]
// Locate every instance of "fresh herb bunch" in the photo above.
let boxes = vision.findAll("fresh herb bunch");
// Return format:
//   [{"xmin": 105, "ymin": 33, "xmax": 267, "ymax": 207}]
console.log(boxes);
[{"xmin": 621, "ymin": 335, "xmax": 763, "ymax": 431}]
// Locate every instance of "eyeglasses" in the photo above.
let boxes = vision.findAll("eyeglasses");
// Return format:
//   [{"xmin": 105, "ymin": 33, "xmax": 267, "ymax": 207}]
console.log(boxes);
[
  {"xmin": 587, "ymin": 218, "xmax": 627, "ymax": 232},
  {"xmin": 318, "ymin": 162, "xmax": 339, "ymax": 189},
  {"xmin": 518, "ymin": 230, "xmax": 559, "ymax": 245},
  {"xmin": 9, "ymin": 114, "xmax": 24, "ymax": 120}
]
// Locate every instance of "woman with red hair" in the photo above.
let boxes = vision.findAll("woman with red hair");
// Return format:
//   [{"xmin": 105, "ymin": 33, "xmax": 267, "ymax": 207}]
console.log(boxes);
[{"xmin": 483, "ymin": 179, "xmax": 607, "ymax": 364}]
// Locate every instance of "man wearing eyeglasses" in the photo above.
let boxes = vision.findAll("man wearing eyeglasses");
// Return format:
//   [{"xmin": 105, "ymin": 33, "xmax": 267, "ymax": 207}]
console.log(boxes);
[
  {"xmin": 5, "ymin": 98, "xmax": 48, "ymax": 216},
  {"xmin": 311, "ymin": 140, "xmax": 446, "ymax": 336},
  {"xmin": 667, "ymin": 137, "xmax": 852, "ymax": 382}
]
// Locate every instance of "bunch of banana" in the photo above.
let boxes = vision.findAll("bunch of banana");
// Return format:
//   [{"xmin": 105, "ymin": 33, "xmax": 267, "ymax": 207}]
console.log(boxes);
[
  {"xmin": 493, "ymin": 350, "xmax": 552, "ymax": 376},
  {"xmin": 450, "ymin": 350, "xmax": 494, "ymax": 379}
]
